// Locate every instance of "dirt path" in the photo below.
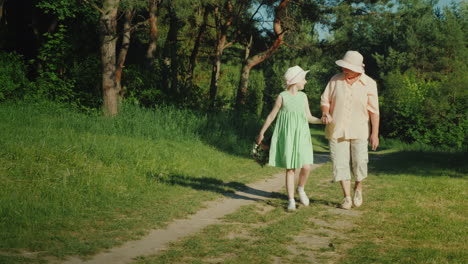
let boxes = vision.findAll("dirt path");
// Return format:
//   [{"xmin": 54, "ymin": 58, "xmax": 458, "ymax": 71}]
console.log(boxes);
[{"xmin": 62, "ymin": 154, "xmax": 357, "ymax": 264}]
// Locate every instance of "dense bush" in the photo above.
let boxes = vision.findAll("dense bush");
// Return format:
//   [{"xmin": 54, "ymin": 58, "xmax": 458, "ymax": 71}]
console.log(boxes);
[
  {"xmin": 0, "ymin": 51, "xmax": 31, "ymax": 101},
  {"xmin": 245, "ymin": 70, "xmax": 266, "ymax": 117},
  {"xmin": 381, "ymin": 70, "xmax": 467, "ymax": 149}
]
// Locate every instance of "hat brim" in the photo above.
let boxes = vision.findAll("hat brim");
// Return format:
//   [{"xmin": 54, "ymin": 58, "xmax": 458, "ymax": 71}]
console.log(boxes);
[
  {"xmin": 335, "ymin": 60, "xmax": 364, "ymax": 73},
  {"xmin": 287, "ymin": 70, "xmax": 310, "ymax": 85}
]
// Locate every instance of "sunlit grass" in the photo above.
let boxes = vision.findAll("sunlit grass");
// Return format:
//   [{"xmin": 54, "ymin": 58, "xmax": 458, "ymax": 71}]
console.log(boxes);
[
  {"xmin": 2, "ymin": 101, "xmax": 465, "ymax": 264},
  {"xmin": 341, "ymin": 150, "xmax": 468, "ymax": 264},
  {"xmin": 133, "ymin": 147, "xmax": 467, "ymax": 264},
  {"xmin": 0, "ymin": 101, "xmax": 281, "ymax": 261}
]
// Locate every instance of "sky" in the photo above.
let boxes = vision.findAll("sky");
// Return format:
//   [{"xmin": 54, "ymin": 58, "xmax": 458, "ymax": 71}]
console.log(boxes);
[
  {"xmin": 438, "ymin": 0, "xmax": 463, "ymax": 6},
  {"xmin": 315, "ymin": 0, "xmax": 464, "ymax": 41},
  {"xmin": 253, "ymin": 0, "xmax": 464, "ymax": 40}
]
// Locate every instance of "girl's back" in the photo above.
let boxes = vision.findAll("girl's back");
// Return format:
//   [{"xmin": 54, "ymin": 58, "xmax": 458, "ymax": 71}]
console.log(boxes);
[
  {"xmin": 279, "ymin": 91, "xmax": 306, "ymax": 114},
  {"xmin": 269, "ymin": 91, "xmax": 313, "ymax": 169}
]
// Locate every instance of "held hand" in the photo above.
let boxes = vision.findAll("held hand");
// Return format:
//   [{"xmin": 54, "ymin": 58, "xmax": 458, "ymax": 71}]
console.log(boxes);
[
  {"xmin": 321, "ymin": 113, "xmax": 333, "ymax": 124},
  {"xmin": 326, "ymin": 114, "xmax": 333, "ymax": 124},
  {"xmin": 256, "ymin": 134, "xmax": 264, "ymax": 145},
  {"xmin": 370, "ymin": 134, "xmax": 379, "ymax": 151}
]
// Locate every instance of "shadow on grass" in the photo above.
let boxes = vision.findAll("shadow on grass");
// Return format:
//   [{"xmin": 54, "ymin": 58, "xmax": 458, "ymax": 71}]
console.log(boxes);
[
  {"xmin": 369, "ymin": 151, "xmax": 467, "ymax": 178},
  {"xmin": 265, "ymin": 192, "xmax": 341, "ymax": 209},
  {"xmin": 310, "ymin": 198, "xmax": 342, "ymax": 208},
  {"xmin": 314, "ymin": 153, "xmax": 331, "ymax": 164},
  {"xmin": 147, "ymin": 170, "xmax": 340, "ymax": 208},
  {"xmin": 147, "ymin": 172, "xmax": 275, "ymax": 201}
]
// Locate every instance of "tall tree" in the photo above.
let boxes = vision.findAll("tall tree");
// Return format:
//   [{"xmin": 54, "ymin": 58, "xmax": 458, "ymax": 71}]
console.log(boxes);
[
  {"xmin": 161, "ymin": 2, "xmax": 184, "ymax": 96},
  {"xmin": 187, "ymin": 3, "xmax": 211, "ymax": 86},
  {"xmin": 0, "ymin": 0, "xmax": 5, "ymax": 25},
  {"xmin": 99, "ymin": 0, "xmax": 120, "ymax": 116},
  {"xmin": 146, "ymin": 0, "xmax": 162, "ymax": 64},
  {"xmin": 209, "ymin": 0, "xmax": 234, "ymax": 107},
  {"xmin": 235, "ymin": 0, "xmax": 289, "ymax": 109},
  {"xmin": 82, "ymin": 0, "xmax": 144, "ymax": 116},
  {"xmin": 116, "ymin": 9, "xmax": 135, "ymax": 101}
]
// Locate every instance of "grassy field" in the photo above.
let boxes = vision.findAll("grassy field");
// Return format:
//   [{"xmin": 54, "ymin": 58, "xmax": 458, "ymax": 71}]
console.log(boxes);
[
  {"xmin": 343, "ymin": 150, "xmax": 467, "ymax": 264},
  {"xmin": 134, "ymin": 145, "xmax": 467, "ymax": 263},
  {"xmin": 1, "ymin": 101, "xmax": 466, "ymax": 264},
  {"xmin": 0, "ymin": 102, "xmax": 281, "ymax": 263}
]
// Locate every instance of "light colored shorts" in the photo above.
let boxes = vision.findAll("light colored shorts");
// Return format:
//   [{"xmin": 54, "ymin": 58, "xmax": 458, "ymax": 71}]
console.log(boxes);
[{"xmin": 329, "ymin": 138, "xmax": 368, "ymax": 182}]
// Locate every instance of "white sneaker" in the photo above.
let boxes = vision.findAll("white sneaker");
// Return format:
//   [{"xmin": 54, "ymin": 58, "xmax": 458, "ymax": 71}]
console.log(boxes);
[
  {"xmin": 341, "ymin": 196, "xmax": 352, "ymax": 210},
  {"xmin": 287, "ymin": 199, "xmax": 296, "ymax": 211},
  {"xmin": 353, "ymin": 190, "xmax": 363, "ymax": 208},
  {"xmin": 297, "ymin": 188, "xmax": 310, "ymax": 206}
]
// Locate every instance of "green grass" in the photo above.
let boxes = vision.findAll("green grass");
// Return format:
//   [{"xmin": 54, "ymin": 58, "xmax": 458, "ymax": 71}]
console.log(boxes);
[
  {"xmin": 342, "ymin": 150, "xmax": 467, "ymax": 264},
  {"xmin": 2, "ymin": 101, "xmax": 466, "ymax": 264},
  {"xmin": 133, "ymin": 164, "xmax": 346, "ymax": 264},
  {"xmin": 0, "ymin": 101, "xmax": 281, "ymax": 262},
  {"xmin": 134, "ymin": 149, "xmax": 467, "ymax": 264}
]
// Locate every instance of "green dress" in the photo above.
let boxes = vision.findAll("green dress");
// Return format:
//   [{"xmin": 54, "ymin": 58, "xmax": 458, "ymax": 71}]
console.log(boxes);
[{"xmin": 269, "ymin": 91, "xmax": 314, "ymax": 169}]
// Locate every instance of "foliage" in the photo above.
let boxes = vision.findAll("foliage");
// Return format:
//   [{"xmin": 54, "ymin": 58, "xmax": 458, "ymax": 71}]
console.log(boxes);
[
  {"xmin": 245, "ymin": 70, "xmax": 266, "ymax": 117},
  {"xmin": 122, "ymin": 64, "xmax": 166, "ymax": 107},
  {"xmin": 68, "ymin": 55, "xmax": 102, "ymax": 110},
  {"xmin": 35, "ymin": 24, "xmax": 77, "ymax": 103},
  {"xmin": 381, "ymin": 70, "xmax": 467, "ymax": 149},
  {"xmin": 0, "ymin": 0, "xmax": 467, "ymax": 148},
  {"xmin": 36, "ymin": 0, "xmax": 80, "ymax": 20},
  {"xmin": 0, "ymin": 51, "xmax": 31, "ymax": 101}
]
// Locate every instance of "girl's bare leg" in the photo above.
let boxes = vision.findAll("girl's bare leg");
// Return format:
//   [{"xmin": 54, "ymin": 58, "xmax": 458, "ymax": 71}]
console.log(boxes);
[
  {"xmin": 286, "ymin": 169, "xmax": 295, "ymax": 199},
  {"xmin": 298, "ymin": 164, "xmax": 311, "ymax": 187}
]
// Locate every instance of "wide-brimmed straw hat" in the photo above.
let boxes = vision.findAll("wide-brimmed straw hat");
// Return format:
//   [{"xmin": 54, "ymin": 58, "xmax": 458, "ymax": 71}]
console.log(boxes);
[
  {"xmin": 335, "ymin": 51, "xmax": 365, "ymax": 73},
  {"xmin": 284, "ymin": 65, "xmax": 310, "ymax": 86}
]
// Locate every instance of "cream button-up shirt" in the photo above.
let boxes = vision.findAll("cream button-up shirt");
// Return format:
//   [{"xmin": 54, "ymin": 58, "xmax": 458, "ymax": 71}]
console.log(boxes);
[{"xmin": 320, "ymin": 73, "xmax": 379, "ymax": 140}]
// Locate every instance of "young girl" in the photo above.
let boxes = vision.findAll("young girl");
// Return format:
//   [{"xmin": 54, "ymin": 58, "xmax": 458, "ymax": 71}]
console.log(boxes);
[{"xmin": 257, "ymin": 65, "xmax": 321, "ymax": 211}]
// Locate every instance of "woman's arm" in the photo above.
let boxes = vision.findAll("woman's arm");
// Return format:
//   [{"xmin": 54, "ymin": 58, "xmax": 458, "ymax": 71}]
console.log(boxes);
[
  {"xmin": 320, "ymin": 80, "xmax": 334, "ymax": 124},
  {"xmin": 320, "ymin": 105, "xmax": 333, "ymax": 124},
  {"xmin": 257, "ymin": 95, "xmax": 282, "ymax": 144},
  {"xmin": 369, "ymin": 111, "xmax": 380, "ymax": 151},
  {"xmin": 304, "ymin": 96, "xmax": 321, "ymax": 124}
]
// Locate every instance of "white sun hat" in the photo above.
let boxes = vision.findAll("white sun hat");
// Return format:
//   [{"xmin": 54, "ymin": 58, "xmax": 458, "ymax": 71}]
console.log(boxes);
[
  {"xmin": 335, "ymin": 50, "xmax": 365, "ymax": 73},
  {"xmin": 284, "ymin": 65, "xmax": 310, "ymax": 86}
]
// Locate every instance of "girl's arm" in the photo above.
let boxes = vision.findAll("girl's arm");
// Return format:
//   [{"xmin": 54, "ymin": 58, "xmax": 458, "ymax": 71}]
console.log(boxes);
[
  {"xmin": 304, "ymin": 96, "xmax": 321, "ymax": 124},
  {"xmin": 257, "ymin": 95, "xmax": 282, "ymax": 144}
]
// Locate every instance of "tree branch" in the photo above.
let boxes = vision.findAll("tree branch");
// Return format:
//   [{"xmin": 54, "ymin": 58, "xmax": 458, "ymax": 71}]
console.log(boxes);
[{"xmin": 81, "ymin": 0, "xmax": 105, "ymax": 15}]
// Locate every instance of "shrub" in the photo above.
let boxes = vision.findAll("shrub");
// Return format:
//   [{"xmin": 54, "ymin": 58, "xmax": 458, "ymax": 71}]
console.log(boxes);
[
  {"xmin": 381, "ymin": 70, "xmax": 467, "ymax": 149},
  {"xmin": 0, "ymin": 51, "xmax": 31, "ymax": 101},
  {"xmin": 245, "ymin": 70, "xmax": 265, "ymax": 117}
]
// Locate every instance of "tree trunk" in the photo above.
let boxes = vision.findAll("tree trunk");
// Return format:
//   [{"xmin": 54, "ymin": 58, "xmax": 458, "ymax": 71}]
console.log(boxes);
[
  {"xmin": 116, "ymin": 9, "xmax": 134, "ymax": 102},
  {"xmin": 237, "ymin": 63, "xmax": 252, "ymax": 107},
  {"xmin": 100, "ymin": 0, "xmax": 120, "ymax": 116},
  {"xmin": 146, "ymin": 0, "xmax": 160, "ymax": 64},
  {"xmin": 235, "ymin": 0, "xmax": 289, "ymax": 110},
  {"xmin": 0, "ymin": 0, "xmax": 4, "ymax": 24},
  {"xmin": 209, "ymin": 0, "xmax": 233, "ymax": 107},
  {"xmin": 162, "ymin": 5, "xmax": 180, "ymax": 95},
  {"xmin": 188, "ymin": 4, "xmax": 209, "ymax": 83},
  {"xmin": 236, "ymin": 35, "xmax": 253, "ymax": 107}
]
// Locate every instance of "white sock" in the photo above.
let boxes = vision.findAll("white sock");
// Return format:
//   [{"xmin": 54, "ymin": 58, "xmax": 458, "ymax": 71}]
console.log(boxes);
[
  {"xmin": 289, "ymin": 198, "xmax": 295, "ymax": 203},
  {"xmin": 297, "ymin": 186, "xmax": 305, "ymax": 193}
]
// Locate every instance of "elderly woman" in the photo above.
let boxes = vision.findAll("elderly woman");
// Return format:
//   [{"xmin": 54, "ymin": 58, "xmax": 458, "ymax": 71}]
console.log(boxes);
[{"xmin": 320, "ymin": 50, "xmax": 380, "ymax": 209}]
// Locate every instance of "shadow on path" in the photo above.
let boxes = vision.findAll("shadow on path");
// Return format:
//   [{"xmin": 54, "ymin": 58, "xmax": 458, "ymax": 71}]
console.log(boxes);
[
  {"xmin": 147, "ymin": 172, "xmax": 275, "ymax": 201},
  {"xmin": 147, "ymin": 153, "xmax": 332, "ymax": 203}
]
